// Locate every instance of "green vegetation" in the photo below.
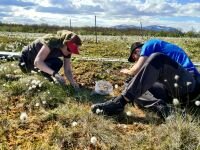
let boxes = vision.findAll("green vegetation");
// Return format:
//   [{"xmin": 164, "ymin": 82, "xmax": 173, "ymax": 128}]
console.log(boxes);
[
  {"xmin": 0, "ymin": 32, "xmax": 200, "ymax": 149},
  {"xmin": 1, "ymin": 32, "xmax": 200, "ymax": 61},
  {"xmin": 0, "ymin": 22, "xmax": 200, "ymax": 37}
]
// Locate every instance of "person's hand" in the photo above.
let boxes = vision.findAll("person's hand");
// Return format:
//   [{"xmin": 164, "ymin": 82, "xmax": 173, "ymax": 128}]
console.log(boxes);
[
  {"xmin": 54, "ymin": 73, "xmax": 66, "ymax": 85},
  {"xmin": 120, "ymin": 68, "xmax": 130, "ymax": 75}
]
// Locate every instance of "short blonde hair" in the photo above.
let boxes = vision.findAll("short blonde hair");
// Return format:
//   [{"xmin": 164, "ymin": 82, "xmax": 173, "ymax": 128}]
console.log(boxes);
[{"xmin": 57, "ymin": 30, "xmax": 82, "ymax": 46}]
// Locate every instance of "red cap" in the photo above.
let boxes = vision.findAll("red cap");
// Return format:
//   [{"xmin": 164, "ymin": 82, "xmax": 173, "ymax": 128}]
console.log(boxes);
[{"xmin": 67, "ymin": 41, "xmax": 80, "ymax": 54}]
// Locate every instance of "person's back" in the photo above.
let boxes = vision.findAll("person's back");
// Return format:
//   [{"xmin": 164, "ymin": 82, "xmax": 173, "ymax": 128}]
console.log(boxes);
[{"xmin": 140, "ymin": 39, "xmax": 199, "ymax": 76}]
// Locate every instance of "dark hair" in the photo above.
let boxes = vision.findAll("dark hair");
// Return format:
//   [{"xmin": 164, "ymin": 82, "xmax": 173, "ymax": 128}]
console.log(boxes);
[
  {"xmin": 130, "ymin": 42, "xmax": 143, "ymax": 53},
  {"xmin": 70, "ymin": 34, "xmax": 82, "ymax": 46},
  {"xmin": 128, "ymin": 42, "xmax": 143, "ymax": 62}
]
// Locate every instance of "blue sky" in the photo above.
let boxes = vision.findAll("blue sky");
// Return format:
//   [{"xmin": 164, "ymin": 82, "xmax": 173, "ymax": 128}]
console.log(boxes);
[{"xmin": 0, "ymin": 0, "xmax": 199, "ymax": 32}]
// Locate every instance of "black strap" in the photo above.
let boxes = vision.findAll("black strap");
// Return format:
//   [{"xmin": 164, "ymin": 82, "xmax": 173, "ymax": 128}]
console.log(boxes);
[{"xmin": 63, "ymin": 54, "xmax": 71, "ymax": 58}]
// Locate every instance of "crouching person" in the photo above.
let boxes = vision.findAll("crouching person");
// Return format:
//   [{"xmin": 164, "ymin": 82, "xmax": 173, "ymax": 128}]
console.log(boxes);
[
  {"xmin": 18, "ymin": 30, "xmax": 82, "ymax": 90},
  {"xmin": 91, "ymin": 39, "xmax": 200, "ymax": 120}
]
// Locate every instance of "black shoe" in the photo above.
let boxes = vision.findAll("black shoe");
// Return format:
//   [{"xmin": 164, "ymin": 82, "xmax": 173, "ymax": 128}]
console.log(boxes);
[
  {"xmin": 157, "ymin": 105, "xmax": 173, "ymax": 120},
  {"xmin": 91, "ymin": 95, "xmax": 127, "ymax": 116}
]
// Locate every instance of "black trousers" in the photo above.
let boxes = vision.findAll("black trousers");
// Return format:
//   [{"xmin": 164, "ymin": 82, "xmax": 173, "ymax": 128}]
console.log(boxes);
[
  {"xmin": 122, "ymin": 53, "xmax": 200, "ymax": 117},
  {"xmin": 40, "ymin": 58, "xmax": 63, "ymax": 80}
]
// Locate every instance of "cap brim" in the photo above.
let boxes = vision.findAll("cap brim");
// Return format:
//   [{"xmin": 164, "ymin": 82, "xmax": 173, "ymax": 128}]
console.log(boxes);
[{"xmin": 67, "ymin": 42, "xmax": 80, "ymax": 54}]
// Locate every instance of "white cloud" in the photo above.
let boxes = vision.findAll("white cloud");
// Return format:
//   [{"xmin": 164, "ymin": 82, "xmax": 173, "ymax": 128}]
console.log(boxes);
[
  {"xmin": 21, "ymin": 0, "xmax": 53, "ymax": 7},
  {"xmin": 176, "ymin": 3, "xmax": 200, "ymax": 17},
  {"xmin": 0, "ymin": 0, "xmax": 199, "ymax": 32}
]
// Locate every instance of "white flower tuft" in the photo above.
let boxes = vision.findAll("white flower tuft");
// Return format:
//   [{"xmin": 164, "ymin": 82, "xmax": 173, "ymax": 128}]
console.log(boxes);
[
  {"xmin": 126, "ymin": 111, "xmax": 132, "ymax": 116},
  {"xmin": 38, "ymin": 83, "xmax": 43, "ymax": 87},
  {"xmin": 174, "ymin": 75, "xmax": 179, "ymax": 80},
  {"xmin": 35, "ymin": 102, "xmax": 40, "ymax": 107},
  {"xmin": 20, "ymin": 112, "xmax": 28, "ymax": 123},
  {"xmin": 117, "ymin": 124, "xmax": 122, "ymax": 127},
  {"xmin": 90, "ymin": 136, "xmax": 97, "ymax": 145},
  {"xmin": 174, "ymin": 83, "xmax": 178, "ymax": 88},
  {"xmin": 36, "ymin": 80, "xmax": 40, "ymax": 85},
  {"xmin": 71, "ymin": 121, "xmax": 78, "ymax": 127},
  {"xmin": 173, "ymin": 98, "xmax": 179, "ymax": 106},
  {"xmin": 122, "ymin": 124, "xmax": 127, "ymax": 128},
  {"xmin": 20, "ymin": 62, "xmax": 25, "ymax": 66},
  {"xmin": 195, "ymin": 101, "xmax": 200, "ymax": 106},
  {"xmin": 186, "ymin": 82, "xmax": 192, "ymax": 86},
  {"xmin": 96, "ymin": 108, "xmax": 103, "ymax": 114},
  {"xmin": 31, "ymin": 80, "xmax": 37, "ymax": 84},
  {"xmin": 117, "ymin": 124, "xmax": 127, "ymax": 128},
  {"xmin": 32, "ymin": 85, "xmax": 37, "ymax": 89},
  {"xmin": 114, "ymin": 84, "xmax": 119, "ymax": 89},
  {"xmin": 42, "ymin": 100, "xmax": 47, "ymax": 105},
  {"xmin": 31, "ymin": 70, "xmax": 37, "ymax": 74}
]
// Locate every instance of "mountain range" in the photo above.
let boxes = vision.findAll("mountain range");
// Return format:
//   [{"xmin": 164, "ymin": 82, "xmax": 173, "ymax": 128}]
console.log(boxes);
[{"xmin": 112, "ymin": 24, "xmax": 179, "ymax": 32}]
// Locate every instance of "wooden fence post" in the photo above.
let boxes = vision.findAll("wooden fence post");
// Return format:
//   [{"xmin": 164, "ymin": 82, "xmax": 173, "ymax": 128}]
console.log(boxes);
[{"xmin": 95, "ymin": 15, "xmax": 97, "ymax": 44}]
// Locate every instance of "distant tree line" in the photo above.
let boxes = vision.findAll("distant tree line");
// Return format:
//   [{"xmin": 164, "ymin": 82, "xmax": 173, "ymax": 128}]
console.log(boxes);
[{"xmin": 0, "ymin": 22, "xmax": 199, "ymax": 37}]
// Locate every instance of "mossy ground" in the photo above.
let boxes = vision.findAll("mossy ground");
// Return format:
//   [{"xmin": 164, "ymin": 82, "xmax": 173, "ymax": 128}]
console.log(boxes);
[{"xmin": 0, "ymin": 32, "xmax": 200, "ymax": 149}]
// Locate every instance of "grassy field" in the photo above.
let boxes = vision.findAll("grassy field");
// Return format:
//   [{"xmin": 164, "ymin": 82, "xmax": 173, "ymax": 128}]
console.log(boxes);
[{"xmin": 0, "ymin": 32, "xmax": 200, "ymax": 150}]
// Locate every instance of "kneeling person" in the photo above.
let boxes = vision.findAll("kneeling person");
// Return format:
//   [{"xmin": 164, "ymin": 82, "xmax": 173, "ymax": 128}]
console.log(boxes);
[
  {"xmin": 19, "ymin": 30, "xmax": 82, "ymax": 90},
  {"xmin": 91, "ymin": 39, "xmax": 200, "ymax": 119}
]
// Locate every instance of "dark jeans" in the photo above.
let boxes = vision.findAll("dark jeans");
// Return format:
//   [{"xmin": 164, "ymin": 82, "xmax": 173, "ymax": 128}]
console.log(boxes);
[
  {"xmin": 40, "ymin": 58, "xmax": 63, "ymax": 81},
  {"xmin": 122, "ymin": 53, "xmax": 200, "ymax": 117},
  {"xmin": 19, "ymin": 55, "xmax": 63, "ymax": 81}
]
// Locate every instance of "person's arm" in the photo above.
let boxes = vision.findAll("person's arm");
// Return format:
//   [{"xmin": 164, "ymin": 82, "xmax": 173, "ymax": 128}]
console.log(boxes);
[
  {"xmin": 34, "ymin": 44, "xmax": 66, "ymax": 84},
  {"xmin": 63, "ymin": 58, "xmax": 79, "ymax": 89},
  {"xmin": 34, "ymin": 44, "xmax": 54, "ymax": 75},
  {"xmin": 120, "ymin": 56, "xmax": 148, "ymax": 76}
]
